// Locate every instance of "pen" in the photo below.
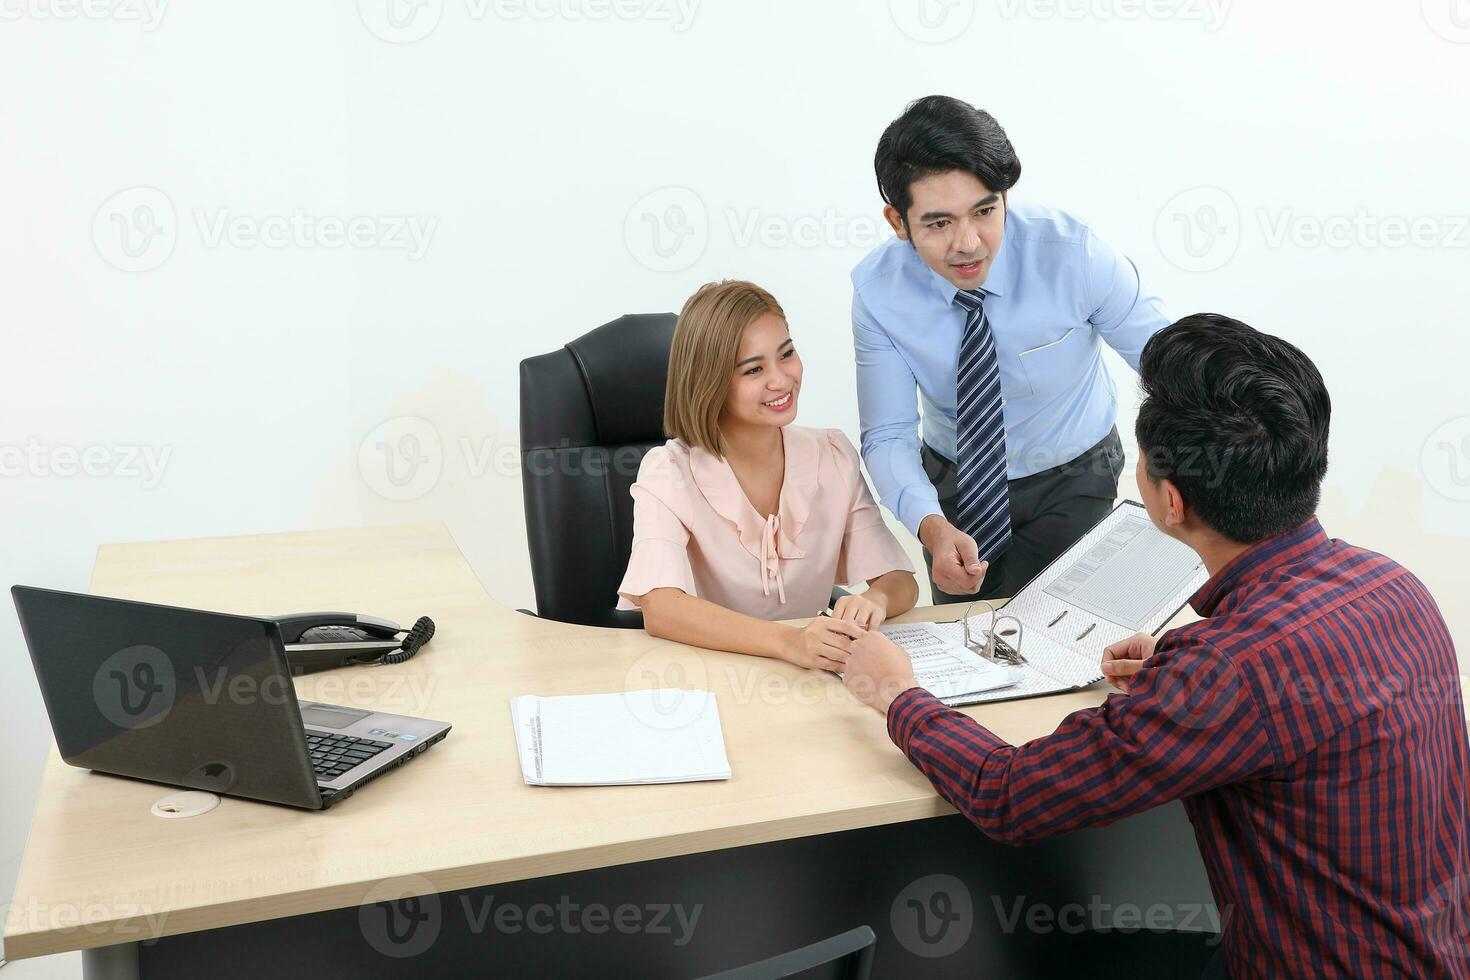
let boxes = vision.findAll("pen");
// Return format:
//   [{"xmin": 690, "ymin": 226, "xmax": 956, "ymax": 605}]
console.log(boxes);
[{"xmin": 1075, "ymin": 623, "xmax": 1096, "ymax": 642}]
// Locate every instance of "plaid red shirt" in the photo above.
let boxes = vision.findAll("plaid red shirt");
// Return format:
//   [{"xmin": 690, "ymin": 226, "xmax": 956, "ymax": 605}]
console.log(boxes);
[{"xmin": 888, "ymin": 518, "xmax": 1469, "ymax": 978}]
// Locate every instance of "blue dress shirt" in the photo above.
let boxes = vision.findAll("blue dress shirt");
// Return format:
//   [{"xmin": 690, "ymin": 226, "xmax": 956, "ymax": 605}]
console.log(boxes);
[{"xmin": 852, "ymin": 201, "xmax": 1168, "ymax": 535}]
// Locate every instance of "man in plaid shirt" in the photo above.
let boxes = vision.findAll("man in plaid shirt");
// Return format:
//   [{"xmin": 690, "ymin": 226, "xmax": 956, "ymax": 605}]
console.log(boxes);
[{"xmin": 844, "ymin": 313, "xmax": 1469, "ymax": 977}]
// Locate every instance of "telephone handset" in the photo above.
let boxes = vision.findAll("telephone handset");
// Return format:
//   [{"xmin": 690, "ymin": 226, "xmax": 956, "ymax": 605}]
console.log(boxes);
[{"xmin": 272, "ymin": 612, "xmax": 436, "ymax": 675}]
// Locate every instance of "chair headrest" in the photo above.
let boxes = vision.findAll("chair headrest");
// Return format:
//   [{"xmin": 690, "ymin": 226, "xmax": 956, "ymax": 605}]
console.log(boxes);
[{"xmin": 564, "ymin": 313, "xmax": 677, "ymax": 446}]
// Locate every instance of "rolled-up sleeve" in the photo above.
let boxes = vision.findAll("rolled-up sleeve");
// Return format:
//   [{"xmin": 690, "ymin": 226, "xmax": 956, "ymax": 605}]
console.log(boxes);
[
  {"xmin": 829, "ymin": 431, "xmax": 915, "ymax": 586},
  {"xmin": 853, "ymin": 290, "xmax": 940, "ymax": 536},
  {"xmin": 615, "ymin": 451, "xmax": 699, "ymax": 611}
]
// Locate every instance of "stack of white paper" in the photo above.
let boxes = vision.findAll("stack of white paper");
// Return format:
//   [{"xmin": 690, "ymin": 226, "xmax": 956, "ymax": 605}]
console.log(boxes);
[{"xmin": 509, "ymin": 689, "xmax": 732, "ymax": 786}]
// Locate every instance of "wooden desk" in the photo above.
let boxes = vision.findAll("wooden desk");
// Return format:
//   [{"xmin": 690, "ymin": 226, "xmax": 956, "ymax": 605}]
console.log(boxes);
[{"xmin": 4, "ymin": 523, "xmax": 1190, "ymax": 975}]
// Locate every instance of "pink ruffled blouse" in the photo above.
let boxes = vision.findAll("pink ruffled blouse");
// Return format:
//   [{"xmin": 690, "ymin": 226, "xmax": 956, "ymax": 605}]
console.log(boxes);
[{"xmin": 616, "ymin": 426, "xmax": 914, "ymax": 620}]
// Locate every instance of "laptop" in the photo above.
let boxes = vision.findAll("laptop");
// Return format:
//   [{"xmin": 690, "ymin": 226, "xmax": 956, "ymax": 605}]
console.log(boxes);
[{"xmin": 12, "ymin": 586, "xmax": 452, "ymax": 810}]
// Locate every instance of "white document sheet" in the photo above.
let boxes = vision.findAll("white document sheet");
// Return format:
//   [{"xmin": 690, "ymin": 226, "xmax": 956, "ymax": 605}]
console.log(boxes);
[{"xmin": 510, "ymin": 689, "xmax": 732, "ymax": 786}]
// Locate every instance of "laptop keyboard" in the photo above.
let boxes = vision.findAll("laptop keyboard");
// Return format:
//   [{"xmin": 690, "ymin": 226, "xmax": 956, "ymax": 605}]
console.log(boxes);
[{"xmin": 306, "ymin": 731, "xmax": 394, "ymax": 781}]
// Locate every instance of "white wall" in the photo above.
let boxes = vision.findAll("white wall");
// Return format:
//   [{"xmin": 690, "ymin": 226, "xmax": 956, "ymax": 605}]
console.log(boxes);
[{"xmin": 4, "ymin": 1, "xmax": 1469, "ymax": 972}]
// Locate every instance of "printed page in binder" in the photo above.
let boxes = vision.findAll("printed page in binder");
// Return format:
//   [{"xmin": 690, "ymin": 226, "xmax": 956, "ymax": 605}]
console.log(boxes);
[
  {"xmin": 875, "ymin": 622, "xmax": 1023, "ymax": 702},
  {"xmin": 1004, "ymin": 502, "xmax": 1208, "ymax": 661},
  {"xmin": 880, "ymin": 620, "xmax": 1100, "ymax": 707},
  {"xmin": 1042, "ymin": 512, "xmax": 1203, "ymax": 631}
]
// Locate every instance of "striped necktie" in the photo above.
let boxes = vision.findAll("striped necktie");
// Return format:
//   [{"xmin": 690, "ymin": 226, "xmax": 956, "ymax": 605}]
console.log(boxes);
[{"xmin": 953, "ymin": 288, "xmax": 1012, "ymax": 562}]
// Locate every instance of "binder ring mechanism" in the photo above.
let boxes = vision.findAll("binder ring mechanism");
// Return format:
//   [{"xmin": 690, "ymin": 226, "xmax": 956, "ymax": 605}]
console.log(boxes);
[{"xmin": 960, "ymin": 599, "xmax": 1027, "ymax": 666}]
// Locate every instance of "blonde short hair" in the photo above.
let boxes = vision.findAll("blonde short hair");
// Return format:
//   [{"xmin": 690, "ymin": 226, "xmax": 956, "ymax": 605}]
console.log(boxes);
[{"xmin": 664, "ymin": 280, "xmax": 787, "ymax": 458}]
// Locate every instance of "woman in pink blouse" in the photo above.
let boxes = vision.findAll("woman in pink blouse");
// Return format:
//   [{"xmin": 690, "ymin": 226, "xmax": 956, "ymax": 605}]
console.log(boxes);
[{"xmin": 617, "ymin": 280, "xmax": 919, "ymax": 671}]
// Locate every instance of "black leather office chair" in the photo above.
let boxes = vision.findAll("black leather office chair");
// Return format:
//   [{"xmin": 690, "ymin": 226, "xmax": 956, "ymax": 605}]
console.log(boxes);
[
  {"xmin": 519, "ymin": 313, "xmax": 677, "ymax": 629},
  {"xmin": 696, "ymin": 926, "xmax": 877, "ymax": 980},
  {"xmin": 520, "ymin": 312, "xmax": 849, "ymax": 629}
]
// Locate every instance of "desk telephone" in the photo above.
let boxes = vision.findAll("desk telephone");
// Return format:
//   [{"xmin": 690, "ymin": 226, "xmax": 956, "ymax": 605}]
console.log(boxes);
[{"xmin": 274, "ymin": 612, "xmax": 436, "ymax": 674}]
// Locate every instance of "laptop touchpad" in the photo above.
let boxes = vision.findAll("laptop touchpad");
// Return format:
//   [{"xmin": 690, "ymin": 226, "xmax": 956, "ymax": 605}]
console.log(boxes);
[{"xmin": 301, "ymin": 704, "xmax": 370, "ymax": 730}]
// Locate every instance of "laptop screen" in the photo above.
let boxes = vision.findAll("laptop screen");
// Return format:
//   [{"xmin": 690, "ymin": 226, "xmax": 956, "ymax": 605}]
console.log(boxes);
[{"xmin": 13, "ymin": 586, "xmax": 323, "ymax": 808}]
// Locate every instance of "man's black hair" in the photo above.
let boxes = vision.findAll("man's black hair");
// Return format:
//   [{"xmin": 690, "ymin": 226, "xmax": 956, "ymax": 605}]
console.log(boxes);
[
  {"xmin": 1136, "ymin": 313, "xmax": 1331, "ymax": 544},
  {"xmin": 875, "ymin": 95, "xmax": 1022, "ymax": 222}
]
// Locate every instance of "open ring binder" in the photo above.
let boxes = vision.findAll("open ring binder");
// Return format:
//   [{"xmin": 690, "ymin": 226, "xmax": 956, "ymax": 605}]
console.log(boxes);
[{"xmin": 960, "ymin": 598, "xmax": 1027, "ymax": 666}]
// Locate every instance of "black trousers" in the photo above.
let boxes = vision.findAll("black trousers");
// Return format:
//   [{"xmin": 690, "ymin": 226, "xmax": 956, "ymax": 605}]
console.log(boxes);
[{"xmin": 921, "ymin": 427, "xmax": 1124, "ymax": 603}]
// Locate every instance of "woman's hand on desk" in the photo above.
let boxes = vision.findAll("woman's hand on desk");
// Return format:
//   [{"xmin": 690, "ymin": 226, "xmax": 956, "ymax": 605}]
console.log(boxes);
[
  {"xmin": 832, "ymin": 592, "xmax": 889, "ymax": 629},
  {"xmin": 784, "ymin": 617, "xmax": 867, "ymax": 672},
  {"xmin": 1101, "ymin": 633, "xmax": 1159, "ymax": 694},
  {"xmin": 842, "ymin": 632, "xmax": 918, "ymax": 715}
]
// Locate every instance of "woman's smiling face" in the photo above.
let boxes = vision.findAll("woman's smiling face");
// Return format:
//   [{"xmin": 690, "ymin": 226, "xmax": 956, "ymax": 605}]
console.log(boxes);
[{"xmin": 720, "ymin": 312, "xmax": 803, "ymax": 432}]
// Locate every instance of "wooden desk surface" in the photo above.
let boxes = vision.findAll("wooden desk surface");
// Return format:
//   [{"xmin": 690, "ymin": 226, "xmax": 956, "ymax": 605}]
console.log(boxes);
[{"xmin": 2, "ymin": 523, "xmax": 1128, "ymax": 958}]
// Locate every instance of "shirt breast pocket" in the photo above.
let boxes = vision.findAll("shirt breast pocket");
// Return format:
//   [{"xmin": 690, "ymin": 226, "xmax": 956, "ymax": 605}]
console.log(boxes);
[{"xmin": 1017, "ymin": 327, "xmax": 1095, "ymax": 399}]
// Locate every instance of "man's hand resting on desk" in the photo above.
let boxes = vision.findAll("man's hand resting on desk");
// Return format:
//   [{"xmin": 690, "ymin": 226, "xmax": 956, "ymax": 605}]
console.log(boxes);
[
  {"xmin": 842, "ymin": 631, "xmax": 919, "ymax": 715},
  {"xmin": 920, "ymin": 515, "xmax": 988, "ymax": 596},
  {"xmin": 1101, "ymin": 633, "xmax": 1158, "ymax": 694}
]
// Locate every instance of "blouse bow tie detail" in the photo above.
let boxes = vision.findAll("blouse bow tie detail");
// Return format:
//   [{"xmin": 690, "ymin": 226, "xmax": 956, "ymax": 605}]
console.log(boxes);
[{"xmin": 758, "ymin": 513, "xmax": 787, "ymax": 604}]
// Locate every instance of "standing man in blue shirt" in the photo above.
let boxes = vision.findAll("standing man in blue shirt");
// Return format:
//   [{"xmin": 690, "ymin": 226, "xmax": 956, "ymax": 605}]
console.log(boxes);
[{"xmin": 853, "ymin": 95, "xmax": 1169, "ymax": 601}]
